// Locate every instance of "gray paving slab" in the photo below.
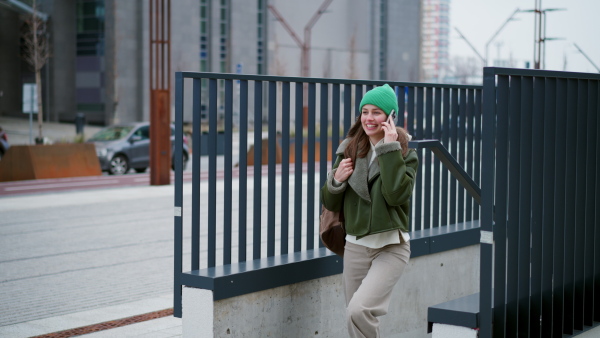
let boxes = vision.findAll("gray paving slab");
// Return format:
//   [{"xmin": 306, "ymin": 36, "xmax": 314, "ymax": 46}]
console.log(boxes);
[
  {"xmin": 0, "ymin": 294, "xmax": 178, "ymax": 337},
  {"xmin": 0, "ymin": 184, "xmax": 189, "ymax": 331}
]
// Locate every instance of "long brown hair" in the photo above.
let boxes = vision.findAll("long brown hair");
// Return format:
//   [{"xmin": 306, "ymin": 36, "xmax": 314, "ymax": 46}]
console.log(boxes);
[{"xmin": 343, "ymin": 119, "xmax": 410, "ymax": 163}]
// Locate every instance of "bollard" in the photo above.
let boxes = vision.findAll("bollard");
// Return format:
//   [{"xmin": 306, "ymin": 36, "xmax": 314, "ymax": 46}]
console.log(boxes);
[{"xmin": 75, "ymin": 113, "xmax": 86, "ymax": 135}]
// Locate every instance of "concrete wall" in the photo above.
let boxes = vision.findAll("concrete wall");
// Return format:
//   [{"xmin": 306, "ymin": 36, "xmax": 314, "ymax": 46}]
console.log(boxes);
[
  {"xmin": 0, "ymin": 7, "xmax": 22, "ymax": 117},
  {"xmin": 50, "ymin": 0, "xmax": 76, "ymax": 122},
  {"xmin": 182, "ymin": 244, "xmax": 480, "ymax": 338}
]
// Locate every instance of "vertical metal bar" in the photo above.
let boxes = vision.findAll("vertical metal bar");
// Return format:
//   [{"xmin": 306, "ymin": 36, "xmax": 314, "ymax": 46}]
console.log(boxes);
[
  {"xmin": 574, "ymin": 79, "xmax": 588, "ymax": 331},
  {"xmin": 294, "ymin": 82, "xmax": 303, "ymax": 252},
  {"xmin": 534, "ymin": 78, "xmax": 556, "ymax": 337},
  {"xmin": 253, "ymin": 81, "xmax": 263, "ymax": 259},
  {"xmin": 449, "ymin": 88, "xmax": 459, "ymax": 226},
  {"xmin": 319, "ymin": 83, "xmax": 329, "ymax": 249},
  {"xmin": 223, "ymin": 80, "xmax": 233, "ymax": 264},
  {"xmin": 584, "ymin": 80, "xmax": 598, "ymax": 325},
  {"xmin": 529, "ymin": 76, "xmax": 545, "ymax": 338},
  {"xmin": 506, "ymin": 75, "xmax": 522, "ymax": 337},
  {"xmin": 173, "ymin": 72, "xmax": 184, "ymax": 318},
  {"xmin": 433, "ymin": 87, "xmax": 442, "ymax": 228},
  {"xmin": 343, "ymin": 84, "xmax": 352, "ymax": 134},
  {"xmin": 563, "ymin": 78, "xmax": 578, "ymax": 334},
  {"xmin": 492, "ymin": 75, "xmax": 509, "ymax": 338},
  {"xmin": 149, "ymin": 0, "xmax": 153, "ymax": 89},
  {"xmin": 407, "ymin": 87, "xmax": 415, "ymax": 136},
  {"xmin": 517, "ymin": 76, "xmax": 533, "ymax": 337},
  {"xmin": 355, "ymin": 85, "xmax": 363, "ymax": 117},
  {"xmin": 280, "ymin": 82, "xmax": 290, "ymax": 255},
  {"xmin": 238, "ymin": 80, "xmax": 248, "ymax": 262},
  {"xmin": 191, "ymin": 78, "xmax": 202, "ymax": 270},
  {"xmin": 595, "ymin": 80, "xmax": 600, "ymax": 324},
  {"xmin": 473, "ymin": 88, "xmax": 482, "ymax": 220},
  {"xmin": 208, "ymin": 78, "xmax": 218, "ymax": 268},
  {"xmin": 397, "ymin": 86, "xmax": 406, "ymax": 128},
  {"xmin": 160, "ymin": 0, "xmax": 165, "ymax": 88},
  {"xmin": 416, "ymin": 87, "xmax": 424, "ymax": 140},
  {"xmin": 332, "ymin": 84, "xmax": 341, "ymax": 156},
  {"xmin": 414, "ymin": 87, "xmax": 424, "ymax": 231},
  {"xmin": 320, "ymin": 83, "xmax": 329, "ymax": 186},
  {"xmin": 457, "ymin": 88, "xmax": 466, "ymax": 224},
  {"xmin": 553, "ymin": 77, "xmax": 567, "ymax": 336},
  {"xmin": 267, "ymin": 81, "xmax": 277, "ymax": 257},
  {"xmin": 423, "ymin": 87, "xmax": 432, "ymax": 229},
  {"xmin": 466, "ymin": 89, "xmax": 474, "ymax": 222},
  {"xmin": 479, "ymin": 67, "xmax": 497, "ymax": 338},
  {"xmin": 441, "ymin": 88, "xmax": 450, "ymax": 227},
  {"xmin": 307, "ymin": 82, "xmax": 316, "ymax": 250},
  {"xmin": 541, "ymin": 77, "xmax": 557, "ymax": 338},
  {"xmin": 403, "ymin": 84, "xmax": 416, "ymax": 229}
]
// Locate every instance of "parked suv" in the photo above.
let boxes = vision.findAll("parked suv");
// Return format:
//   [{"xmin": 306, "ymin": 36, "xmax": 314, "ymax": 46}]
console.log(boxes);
[{"xmin": 88, "ymin": 122, "xmax": 189, "ymax": 175}]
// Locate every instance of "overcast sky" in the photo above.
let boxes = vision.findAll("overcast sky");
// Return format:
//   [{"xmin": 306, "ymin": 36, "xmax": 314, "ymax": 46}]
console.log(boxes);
[{"xmin": 449, "ymin": 0, "xmax": 600, "ymax": 73}]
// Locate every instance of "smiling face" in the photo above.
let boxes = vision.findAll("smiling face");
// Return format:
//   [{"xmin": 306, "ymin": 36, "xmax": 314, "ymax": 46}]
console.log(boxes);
[{"xmin": 360, "ymin": 104, "xmax": 388, "ymax": 144}]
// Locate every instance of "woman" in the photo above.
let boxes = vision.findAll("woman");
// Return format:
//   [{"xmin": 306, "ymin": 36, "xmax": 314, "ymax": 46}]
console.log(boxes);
[{"xmin": 320, "ymin": 84, "xmax": 418, "ymax": 337}]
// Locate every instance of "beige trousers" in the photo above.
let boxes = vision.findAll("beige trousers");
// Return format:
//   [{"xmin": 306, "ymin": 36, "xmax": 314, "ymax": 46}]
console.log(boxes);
[{"xmin": 343, "ymin": 240, "xmax": 411, "ymax": 338}]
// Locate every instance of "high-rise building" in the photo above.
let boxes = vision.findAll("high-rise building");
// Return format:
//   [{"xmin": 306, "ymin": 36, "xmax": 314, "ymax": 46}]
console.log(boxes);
[{"xmin": 421, "ymin": 0, "xmax": 449, "ymax": 83}]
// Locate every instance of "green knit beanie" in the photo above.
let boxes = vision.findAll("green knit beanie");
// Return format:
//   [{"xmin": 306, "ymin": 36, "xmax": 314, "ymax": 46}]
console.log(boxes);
[{"xmin": 359, "ymin": 84, "xmax": 399, "ymax": 116}]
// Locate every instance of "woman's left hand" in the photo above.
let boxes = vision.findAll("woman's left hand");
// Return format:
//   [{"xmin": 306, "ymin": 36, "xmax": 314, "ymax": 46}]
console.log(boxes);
[{"xmin": 382, "ymin": 114, "xmax": 398, "ymax": 143}]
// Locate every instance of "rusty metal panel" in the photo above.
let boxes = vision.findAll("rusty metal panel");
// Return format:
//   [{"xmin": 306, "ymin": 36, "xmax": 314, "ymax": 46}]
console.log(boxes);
[
  {"xmin": 0, "ymin": 144, "xmax": 102, "ymax": 182},
  {"xmin": 150, "ymin": 90, "xmax": 171, "ymax": 185}
]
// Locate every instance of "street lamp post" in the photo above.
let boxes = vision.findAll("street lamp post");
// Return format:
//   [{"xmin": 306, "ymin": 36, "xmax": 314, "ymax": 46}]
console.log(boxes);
[
  {"xmin": 484, "ymin": 8, "xmax": 520, "ymax": 66},
  {"xmin": 520, "ymin": 0, "xmax": 565, "ymax": 69},
  {"xmin": 454, "ymin": 8, "xmax": 520, "ymax": 67},
  {"xmin": 268, "ymin": 1, "xmax": 333, "ymax": 127}
]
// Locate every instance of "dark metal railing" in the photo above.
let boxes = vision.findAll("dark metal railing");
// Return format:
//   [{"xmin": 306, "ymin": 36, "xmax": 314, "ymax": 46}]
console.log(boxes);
[
  {"xmin": 480, "ymin": 67, "xmax": 600, "ymax": 337},
  {"xmin": 173, "ymin": 72, "xmax": 483, "ymax": 316}
]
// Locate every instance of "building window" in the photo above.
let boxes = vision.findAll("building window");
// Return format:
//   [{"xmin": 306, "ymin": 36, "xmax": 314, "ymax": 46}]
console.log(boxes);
[
  {"xmin": 256, "ymin": 0, "xmax": 266, "ymax": 74},
  {"xmin": 378, "ymin": 0, "xmax": 388, "ymax": 80},
  {"xmin": 76, "ymin": 0, "xmax": 105, "ymax": 56},
  {"xmin": 75, "ymin": 0, "xmax": 105, "ymax": 116},
  {"xmin": 219, "ymin": 0, "xmax": 229, "ymax": 70},
  {"xmin": 199, "ymin": 0, "xmax": 209, "ymax": 72}
]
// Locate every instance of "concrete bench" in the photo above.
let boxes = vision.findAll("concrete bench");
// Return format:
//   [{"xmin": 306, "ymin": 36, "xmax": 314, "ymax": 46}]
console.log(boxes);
[{"xmin": 180, "ymin": 247, "xmax": 342, "ymax": 301}]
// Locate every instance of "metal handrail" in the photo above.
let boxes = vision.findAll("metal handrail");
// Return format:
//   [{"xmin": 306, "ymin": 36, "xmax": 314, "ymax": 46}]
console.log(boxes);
[{"xmin": 409, "ymin": 139, "xmax": 481, "ymax": 204}]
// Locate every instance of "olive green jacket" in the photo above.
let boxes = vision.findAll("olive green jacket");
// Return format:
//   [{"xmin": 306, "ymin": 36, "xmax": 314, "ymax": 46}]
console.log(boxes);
[{"xmin": 320, "ymin": 138, "xmax": 418, "ymax": 239}]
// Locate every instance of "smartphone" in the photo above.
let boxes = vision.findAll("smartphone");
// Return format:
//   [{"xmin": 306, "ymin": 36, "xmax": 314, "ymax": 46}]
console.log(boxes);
[{"xmin": 389, "ymin": 109, "xmax": 397, "ymax": 122}]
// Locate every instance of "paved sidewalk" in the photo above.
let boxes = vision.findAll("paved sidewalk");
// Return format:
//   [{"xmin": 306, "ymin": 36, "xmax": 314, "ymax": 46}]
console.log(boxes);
[
  {"xmin": 0, "ymin": 116, "xmax": 103, "ymax": 146},
  {"xmin": 0, "ymin": 184, "xmax": 186, "ymax": 337}
]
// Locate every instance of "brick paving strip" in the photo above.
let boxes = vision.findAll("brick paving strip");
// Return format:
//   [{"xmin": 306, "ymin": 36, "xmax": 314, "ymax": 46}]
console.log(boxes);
[{"xmin": 30, "ymin": 308, "xmax": 174, "ymax": 338}]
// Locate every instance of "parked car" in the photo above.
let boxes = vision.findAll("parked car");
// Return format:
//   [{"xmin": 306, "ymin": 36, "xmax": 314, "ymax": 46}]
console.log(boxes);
[
  {"xmin": 88, "ymin": 122, "xmax": 189, "ymax": 175},
  {"xmin": 0, "ymin": 127, "xmax": 10, "ymax": 160}
]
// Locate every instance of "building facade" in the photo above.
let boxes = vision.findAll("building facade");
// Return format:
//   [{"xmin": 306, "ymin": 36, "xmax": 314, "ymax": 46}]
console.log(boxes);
[
  {"xmin": 0, "ymin": 0, "xmax": 422, "ymax": 125},
  {"xmin": 421, "ymin": 0, "xmax": 449, "ymax": 83}
]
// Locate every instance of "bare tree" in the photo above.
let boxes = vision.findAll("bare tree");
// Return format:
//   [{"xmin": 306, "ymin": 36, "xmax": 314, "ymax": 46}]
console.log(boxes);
[
  {"xmin": 22, "ymin": 0, "xmax": 50, "ymax": 143},
  {"xmin": 447, "ymin": 56, "xmax": 482, "ymax": 85}
]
